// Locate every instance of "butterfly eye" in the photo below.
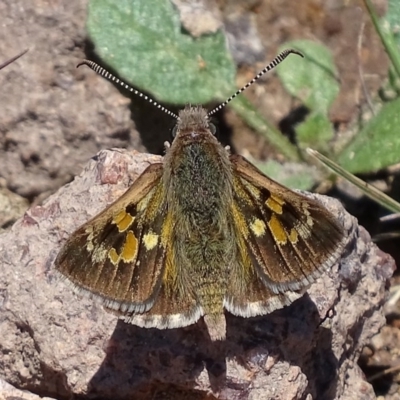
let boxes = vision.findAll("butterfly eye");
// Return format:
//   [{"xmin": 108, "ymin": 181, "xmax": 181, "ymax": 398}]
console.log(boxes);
[
  {"xmin": 171, "ymin": 125, "xmax": 178, "ymax": 138},
  {"xmin": 209, "ymin": 123, "xmax": 217, "ymax": 135}
]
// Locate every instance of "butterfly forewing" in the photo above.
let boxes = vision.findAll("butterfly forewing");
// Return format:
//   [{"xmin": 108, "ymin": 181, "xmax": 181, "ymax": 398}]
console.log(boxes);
[
  {"xmin": 229, "ymin": 155, "xmax": 345, "ymax": 295},
  {"xmin": 55, "ymin": 163, "xmax": 168, "ymax": 312}
]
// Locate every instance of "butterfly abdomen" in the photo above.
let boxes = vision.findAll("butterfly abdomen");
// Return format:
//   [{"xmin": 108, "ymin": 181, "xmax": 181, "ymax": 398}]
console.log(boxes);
[{"xmin": 164, "ymin": 134, "xmax": 237, "ymax": 338}]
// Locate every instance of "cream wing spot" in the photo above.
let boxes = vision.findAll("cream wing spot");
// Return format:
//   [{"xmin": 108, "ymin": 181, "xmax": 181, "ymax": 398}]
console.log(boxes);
[
  {"xmin": 143, "ymin": 231, "xmax": 159, "ymax": 251},
  {"xmin": 301, "ymin": 201, "xmax": 314, "ymax": 228},
  {"xmin": 85, "ymin": 226, "xmax": 95, "ymax": 252},
  {"xmin": 295, "ymin": 223, "xmax": 312, "ymax": 239},
  {"xmin": 126, "ymin": 306, "xmax": 204, "ymax": 329},
  {"xmin": 250, "ymin": 218, "xmax": 266, "ymax": 237}
]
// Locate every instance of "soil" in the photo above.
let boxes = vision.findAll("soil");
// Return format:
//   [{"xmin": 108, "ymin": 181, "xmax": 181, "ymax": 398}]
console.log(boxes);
[{"xmin": 0, "ymin": 0, "xmax": 399, "ymax": 398}]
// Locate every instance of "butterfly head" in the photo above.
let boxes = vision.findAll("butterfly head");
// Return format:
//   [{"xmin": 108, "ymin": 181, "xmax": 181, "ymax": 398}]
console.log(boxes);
[{"xmin": 172, "ymin": 106, "xmax": 216, "ymax": 139}]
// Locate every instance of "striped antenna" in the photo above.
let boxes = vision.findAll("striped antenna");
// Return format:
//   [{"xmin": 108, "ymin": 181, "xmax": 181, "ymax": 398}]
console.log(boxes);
[
  {"xmin": 208, "ymin": 49, "xmax": 303, "ymax": 116},
  {"xmin": 77, "ymin": 60, "xmax": 179, "ymax": 120}
]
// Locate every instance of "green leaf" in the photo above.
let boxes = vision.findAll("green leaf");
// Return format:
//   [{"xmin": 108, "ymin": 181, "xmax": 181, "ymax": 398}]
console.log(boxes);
[
  {"xmin": 296, "ymin": 112, "xmax": 334, "ymax": 150},
  {"xmin": 337, "ymin": 97, "xmax": 400, "ymax": 173},
  {"xmin": 366, "ymin": 0, "xmax": 400, "ymax": 79},
  {"xmin": 276, "ymin": 40, "xmax": 338, "ymax": 150},
  {"xmin": 254, "ymin": 159, "xmax": 321, "ymax": 191},
  {"xmin": 386, "ymin": 0, "xmax": 400, "ymax": 37},
  {"xmin": 87, "ymin": 0, "xmax": 236, "ymax": 104},
  {"xmin": 277, "ymin": 40, "xmax": 339, "ymax": 114}
]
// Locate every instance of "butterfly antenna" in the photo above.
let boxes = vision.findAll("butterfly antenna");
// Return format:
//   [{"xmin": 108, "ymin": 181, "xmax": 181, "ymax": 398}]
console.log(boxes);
[
  {"xmin": 77, "ymin": 60, "xmax": 179, "ymax": 120},
  {"xmin": 208, "ymin": 49, "xmax": 303, "ymax": 116}
]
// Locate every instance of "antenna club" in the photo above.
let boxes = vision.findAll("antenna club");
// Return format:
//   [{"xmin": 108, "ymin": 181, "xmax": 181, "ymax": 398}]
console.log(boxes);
[{"xmin": 77, "ymin": 59, "xmax": 93, "ymax": 69}]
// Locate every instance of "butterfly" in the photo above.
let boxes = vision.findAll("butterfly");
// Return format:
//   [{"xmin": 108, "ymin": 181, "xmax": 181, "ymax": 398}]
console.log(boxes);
[{"xmin": 55, "ymin": 50, "xmax": 345, "ymax": 341}]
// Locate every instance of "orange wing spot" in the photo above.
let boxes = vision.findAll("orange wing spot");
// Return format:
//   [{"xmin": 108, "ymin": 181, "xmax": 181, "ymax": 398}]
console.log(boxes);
[
  {"xmin": 289, "ymin": 228, "xmax": 298, "ymax": 244},
  {"xmin": 116, "ymin": 212, "xmax": 134, "ymax": 232},
  {"xmin": 108, "ymin": 248, "xmax": 120, "ymax": 265},
  {"xmin": 266, "ymin": 195, "xmax": 285, "ymax": 214},
  {"xmin": 121, "ymin": 230, "xmax": 138, "ymax": 262},
  {"xmin": 113, "ymin": 210, "xmax": 127, "ymax": 224},
  {"xmin": 268, "ymin": 214, "xmax": 287, "ymax": 244}
]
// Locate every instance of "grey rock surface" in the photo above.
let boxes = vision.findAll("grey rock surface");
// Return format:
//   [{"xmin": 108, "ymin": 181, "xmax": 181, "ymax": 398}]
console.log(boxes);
[
  {"xmin": 0, "ymin": 0, "xmax": 141, "ymax": 200},
  {"xmin": 0, "ymin": 0, "xmax": 395, "ymax": 399},
  {"xmin": 0, "ymin": 149, "xmax": 394, "ymax": 400},
  {"xmin": 0, "ymin": 378, "xmax": 56, "ymax": 400}
]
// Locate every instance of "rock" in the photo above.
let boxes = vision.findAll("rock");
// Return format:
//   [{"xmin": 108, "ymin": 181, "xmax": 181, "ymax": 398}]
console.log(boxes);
[
  {"xmin": 171, "ymin": 0, "xmax": 223, "ymax": 37},
  {"xmin": 0, "ymin": 149, "xmax": 394, "ymax": 399},
  {"xmin": 0, "ymin": 378, "xmax": 56, "ymax": 400},
  {"xmin": 0, "ymin": 187, "xmax": 28, "ymax": 231},
  {"xmin": 0, "ymin": 0, "xmax": 142, "ymax": 200}
]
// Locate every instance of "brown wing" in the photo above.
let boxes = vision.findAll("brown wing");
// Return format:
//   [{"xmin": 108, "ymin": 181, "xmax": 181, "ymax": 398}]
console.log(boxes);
[
  {"xmin": 225, "ymin": 155, "xmax": 345, "ymax": 316},
  {"xmin": 107, "ymin": 283, "xmax": 203, "ymax": 329},
  {"xmin": 224, "ymin": 267, "xmax": 303, "ymax": 318},
  {"xmin": 55, "ymin": 163, "xmax": 169, "ymax": 314}
]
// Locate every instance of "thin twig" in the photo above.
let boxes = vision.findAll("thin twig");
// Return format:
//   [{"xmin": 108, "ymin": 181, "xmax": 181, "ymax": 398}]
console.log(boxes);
[
  {"xmin": 368, "ymin": 364, "xmax": 400, "ymax": 382},
  {"xmin": 0, "ymin": 49, "xmax": 28, "ymax": 71},
  {"xmin": 357, "ymin": 21, "xmax": 375, "ymax": 115}
]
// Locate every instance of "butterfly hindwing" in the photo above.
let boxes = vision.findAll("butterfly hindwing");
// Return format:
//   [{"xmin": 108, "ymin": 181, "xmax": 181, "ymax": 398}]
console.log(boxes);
[
  {"xmin": 106, "ymin": 283, "xmax": 202, "ymax": 330},
  {"xmin": 224, "ymin": 261, "xmax": 303, "ymax": 318}
]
